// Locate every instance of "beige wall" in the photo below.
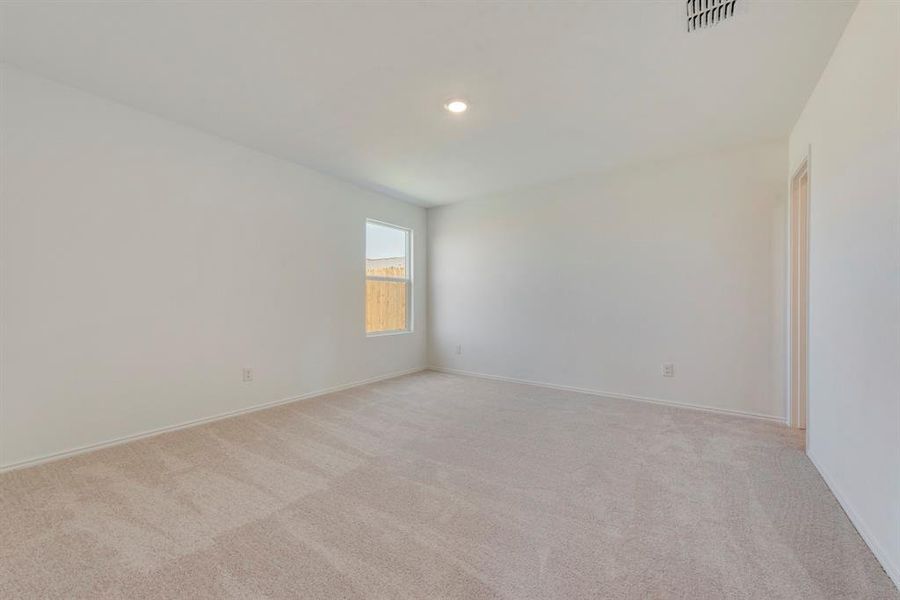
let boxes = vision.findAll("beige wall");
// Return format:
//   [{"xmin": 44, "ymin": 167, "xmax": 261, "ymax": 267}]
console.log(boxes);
[
  {"xmin": 428, "ymin": 140, "xmax": 787, "ymax": 421},
  {"xmin": 788, "ymin": 1, "xmax": 900, "ymax": 587}
]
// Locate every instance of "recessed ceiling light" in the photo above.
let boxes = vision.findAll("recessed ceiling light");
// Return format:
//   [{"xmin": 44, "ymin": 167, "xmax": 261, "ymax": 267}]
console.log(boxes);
[{"xmin": 445, "ymin": 100, "xmax": 468, "ymax": 114}]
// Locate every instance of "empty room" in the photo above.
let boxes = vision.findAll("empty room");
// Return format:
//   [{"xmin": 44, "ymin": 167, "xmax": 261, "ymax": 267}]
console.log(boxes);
[{"xmin": 1, "ymin": 1, "xmax": 898, "ymax": 598}]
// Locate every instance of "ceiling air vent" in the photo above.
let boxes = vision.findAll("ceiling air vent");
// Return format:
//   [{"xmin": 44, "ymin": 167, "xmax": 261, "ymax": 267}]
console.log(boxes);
[{"xmin": 687, "ymin": 0, "xmax": 737, "ymax": 32}]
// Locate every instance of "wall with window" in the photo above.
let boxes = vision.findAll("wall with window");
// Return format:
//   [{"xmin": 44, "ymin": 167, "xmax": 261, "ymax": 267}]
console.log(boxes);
[
  {"xmin": 428, "ymin": 140, "xmax": 787, "ymax": 420},
  {"xmin": 0, "ymin": 65, "xmax": 427, "ymax": 469}
]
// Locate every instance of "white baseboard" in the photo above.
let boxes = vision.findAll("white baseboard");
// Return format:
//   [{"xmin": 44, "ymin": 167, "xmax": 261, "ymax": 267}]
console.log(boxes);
[
  {"xmin": 0, "ymin": 366, "xmax": 426, "ymax": 474},
  {"xmin": 807, "ymin": 448, "xmax": 900, "ymax": 590},
  {"xmin": 428, "ymin": 366, "xmax": 786, "ymax": 424}
]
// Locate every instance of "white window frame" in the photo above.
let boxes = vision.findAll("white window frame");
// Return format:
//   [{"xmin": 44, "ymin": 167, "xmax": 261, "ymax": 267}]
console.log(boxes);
[{"xmin": 365, "ymin": 219, "xmax": 413, "ymax": 336}]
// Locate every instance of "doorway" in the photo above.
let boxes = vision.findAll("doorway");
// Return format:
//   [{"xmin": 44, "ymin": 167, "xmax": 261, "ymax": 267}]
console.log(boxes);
[{"xmin": 789, "ymin": 159, "xmax": 809, "ymax": 437}]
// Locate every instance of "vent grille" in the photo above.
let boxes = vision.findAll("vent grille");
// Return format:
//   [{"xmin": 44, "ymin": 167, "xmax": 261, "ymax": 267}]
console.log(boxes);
[{"xmin": 687, "ymin": 0, "xmax": 737, "ymax": 32}]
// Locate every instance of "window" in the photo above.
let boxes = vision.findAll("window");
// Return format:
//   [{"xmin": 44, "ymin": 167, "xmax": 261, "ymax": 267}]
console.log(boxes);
[{"xmin": 365, "ymin": 220, "xmax": 412, "ymax": 335}]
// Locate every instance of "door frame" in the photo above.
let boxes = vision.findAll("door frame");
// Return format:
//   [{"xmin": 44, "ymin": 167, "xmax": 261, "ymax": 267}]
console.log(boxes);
[{"xmin": 787, "ymin": 152, "xmax": 810, "ymax": 441}]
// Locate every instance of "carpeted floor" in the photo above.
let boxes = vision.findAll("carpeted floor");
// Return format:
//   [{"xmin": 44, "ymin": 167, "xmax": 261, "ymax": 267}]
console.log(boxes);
[{"xmin": 0, "ymin": 371, "xmax": 896, "ymax": 599}]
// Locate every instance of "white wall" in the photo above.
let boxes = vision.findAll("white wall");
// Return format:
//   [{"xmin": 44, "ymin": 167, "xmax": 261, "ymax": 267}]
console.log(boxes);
[
  {"xmin": 428, "ymin": 140, "xmax": 787, "ymax": 420},
  {"xmin": 0, "ymin": 65, "xmax": 427, "ymax": 469},
  {"xmin": 788, "ymin": 1, "xmax": 900, "ymax": 587}
]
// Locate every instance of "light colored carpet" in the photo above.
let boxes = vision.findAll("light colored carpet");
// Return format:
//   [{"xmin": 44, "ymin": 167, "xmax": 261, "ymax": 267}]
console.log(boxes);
[{"xmin": 0, "ymin": 371, "xmax": 896, "ymax": 599}]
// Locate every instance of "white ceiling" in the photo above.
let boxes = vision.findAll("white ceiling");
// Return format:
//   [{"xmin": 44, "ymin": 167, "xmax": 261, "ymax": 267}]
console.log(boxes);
[{"xmin": 0, "ymin": 1, "xmax": 856, "ymax": 206}]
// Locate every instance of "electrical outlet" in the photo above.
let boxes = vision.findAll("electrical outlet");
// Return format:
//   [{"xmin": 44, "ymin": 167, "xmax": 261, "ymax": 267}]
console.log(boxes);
[
  {"xmin": 662, "ymin": 363, "xmax": 675, "ymax": 377},
  {"xmin": 242, "ymin": 367, "xmax": 254, "ymax": 382},
  {"xmin": 455, "ymin": 344, "xmax": 462, "ymax": 355}
]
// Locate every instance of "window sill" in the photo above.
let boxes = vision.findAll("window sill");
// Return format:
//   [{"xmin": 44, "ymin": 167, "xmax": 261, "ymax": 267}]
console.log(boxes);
[{"xmin": 366, "ymin": 329, "xmax": 413, "ymax": 338}]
